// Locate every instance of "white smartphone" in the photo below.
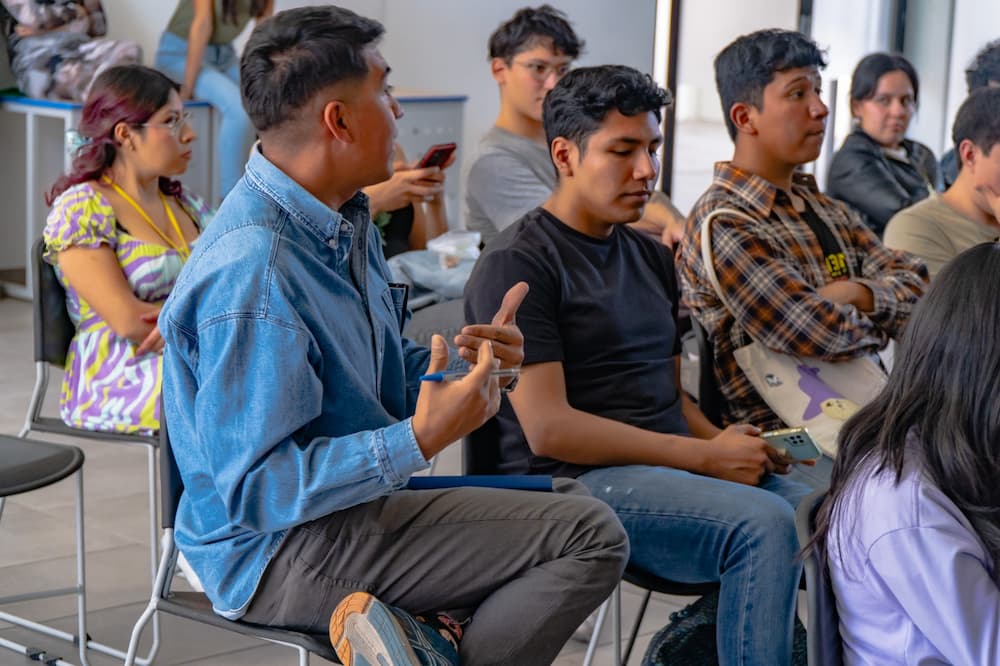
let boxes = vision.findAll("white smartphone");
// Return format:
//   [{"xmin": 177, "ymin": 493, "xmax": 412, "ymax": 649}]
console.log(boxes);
[{"xmin": 761, "ymin": 427, "xmax": 822, "ymax": 461}]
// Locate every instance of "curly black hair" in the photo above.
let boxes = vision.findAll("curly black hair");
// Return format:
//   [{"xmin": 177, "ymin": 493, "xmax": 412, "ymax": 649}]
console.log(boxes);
[
  {"xmin": 965, "ymin": 39, "xmax": 1000, "ymax": 92},
  {"xmin": 542, "ymin": 65, "xmax": 671, "ymax": 155}
]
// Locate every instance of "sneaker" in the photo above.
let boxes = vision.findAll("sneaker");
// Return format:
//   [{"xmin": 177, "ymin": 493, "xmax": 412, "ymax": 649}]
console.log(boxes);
[{"xmin": 329, "ymin": 592, "xmax": 459, "ymax": 666}]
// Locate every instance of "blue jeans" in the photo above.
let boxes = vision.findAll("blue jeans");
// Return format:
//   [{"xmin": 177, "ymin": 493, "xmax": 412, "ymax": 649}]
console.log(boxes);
[
  {"xmin": 155, "ymin": 31, "xmax": 255, "ymax": 201},
  {"xmin": 578, "ymin": 465, "xmax": 809, "ymax": 666}
]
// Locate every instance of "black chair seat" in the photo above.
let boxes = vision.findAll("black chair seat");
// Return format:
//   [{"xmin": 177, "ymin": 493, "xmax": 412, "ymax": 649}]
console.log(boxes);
[
  {"xmin": 30, "ymin": 416, "xmax": 158, "ymax": 447},
  {"xmin": 0, "ymin": 434, "xmax": 84, "ymax": 497},
  {"xmin": 622, "ymin": 567, "xmax": 718, "ymax": 597},
  {"xmin": 160, "ymin": 592, "xmax": 340, "ymax": 663}
]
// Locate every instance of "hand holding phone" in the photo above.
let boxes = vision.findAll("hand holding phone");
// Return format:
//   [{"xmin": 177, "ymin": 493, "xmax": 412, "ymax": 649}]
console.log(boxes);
[
  {"xmin": 761, "ymin": 427, "xmax": 822, "ymax": 462},
  {"xmin": 416, "ymin": 142, "xmax": 457, "ymax": 169}
]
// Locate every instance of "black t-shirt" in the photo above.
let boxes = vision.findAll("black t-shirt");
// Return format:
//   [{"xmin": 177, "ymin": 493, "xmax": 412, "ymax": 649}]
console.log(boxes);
[
  {"xmin": 463, "ymin": 207, "xmax": 687, "ymax": 478},
  {"xmin": 778, "ymin": 190, "xmax": 856, "ymax": 280}
]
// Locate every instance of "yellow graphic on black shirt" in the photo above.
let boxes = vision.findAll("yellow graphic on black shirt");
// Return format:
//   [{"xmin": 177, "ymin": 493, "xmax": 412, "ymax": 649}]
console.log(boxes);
[{"xmin": 825, "ymin": 253, "xmax": 848, "ymax": 279}]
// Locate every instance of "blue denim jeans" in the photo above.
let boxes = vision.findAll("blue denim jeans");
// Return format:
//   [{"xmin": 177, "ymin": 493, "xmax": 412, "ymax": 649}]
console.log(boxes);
[
  {"xmin": 155, "ymin": 31, "xmax": 255, "ymax": 201},
  {"xmin": 578, "ymin": 465, "xmax": 809, "ymax": 666}
]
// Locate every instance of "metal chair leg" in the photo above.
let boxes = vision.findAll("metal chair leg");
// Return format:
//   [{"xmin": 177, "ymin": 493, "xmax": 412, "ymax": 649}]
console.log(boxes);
[
  {"xmin": 622, "ymin": 589, "xmax": 652, "ymax": 665},
  {"xmin": 74, "ymin": 470, "xmax": 90, "ymax": 666},
  {"xmin": 582, "ymin": 596, "xmax": 610, "ymax": 666},
  {"xmin": 18, "ymin": 362, "xmax": 48, "ymax": 438},
  {"xmin": 125, "ymin": 530, "xmax": 177, "ymax": 666},
  {"xmin": 0, "ymin": 467, "xmax": 90, "ymax": 666},
  {"xmin": 612, "ymin": 584, "xmax": 622, "ymax": 666}
]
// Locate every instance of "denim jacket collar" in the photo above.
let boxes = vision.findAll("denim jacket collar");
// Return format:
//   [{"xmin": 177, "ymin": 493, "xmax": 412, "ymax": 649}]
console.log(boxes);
[{"xmin": 243, "ymin": 147, "xmax": 371, "ymax": 250}]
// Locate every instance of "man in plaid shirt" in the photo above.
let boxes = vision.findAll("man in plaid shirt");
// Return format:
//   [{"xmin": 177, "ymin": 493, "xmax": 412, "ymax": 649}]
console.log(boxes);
[{"xmin": 678, "ymin": 29, "xmax": 928, "ymax": 431}]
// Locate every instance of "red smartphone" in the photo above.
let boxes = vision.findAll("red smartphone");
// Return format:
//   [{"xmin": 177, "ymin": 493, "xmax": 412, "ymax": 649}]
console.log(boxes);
[{"xmin": 416, "ymin": 142, "xmax": 457, "ymax": 169}]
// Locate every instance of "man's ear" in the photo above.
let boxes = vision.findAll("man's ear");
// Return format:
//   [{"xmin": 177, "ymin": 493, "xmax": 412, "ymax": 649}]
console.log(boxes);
[
  {"xmin": 958, "ymin": 138, "xmax": 978, "ymax": 172},
  {"xmin": 321, "ymin": 99, "xmax": 353, "ymax": 144},
  {"xmin": 491, "ymin": 57, "xmax": 509, "ymax": 85},
  {"xmin": 550, "ymin": 136, "xmax": 576, "ymax": 178},
  {"xmin": 730, "ymin": 102, "xmax": 757, "ymax": 137}
]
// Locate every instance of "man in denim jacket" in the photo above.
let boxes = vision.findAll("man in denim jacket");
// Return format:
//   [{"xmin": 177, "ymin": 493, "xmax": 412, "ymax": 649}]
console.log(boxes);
[{"xmin": 158, "ymin": 6, "xmax": 627, "ymax": 666}]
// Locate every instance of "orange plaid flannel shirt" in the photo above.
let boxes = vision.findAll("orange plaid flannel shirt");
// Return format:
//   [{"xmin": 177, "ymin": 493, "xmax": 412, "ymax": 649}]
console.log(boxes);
[{"xmin": 677, "ymin": 162, "xmax": 929, "ymax": 430}]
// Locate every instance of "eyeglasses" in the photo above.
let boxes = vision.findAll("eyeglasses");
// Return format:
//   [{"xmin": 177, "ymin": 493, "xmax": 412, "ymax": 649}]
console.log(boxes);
[
  {"xmin": 136, "ymin": 110, "xmax": 192, "ymax": 137},
  {"xmin": 868, "ymin": 94, "xmax": 916, "ymax": 110},
  {"xmin": 512, "ymin": 59, "xmax": 572, "ymax": 82}
]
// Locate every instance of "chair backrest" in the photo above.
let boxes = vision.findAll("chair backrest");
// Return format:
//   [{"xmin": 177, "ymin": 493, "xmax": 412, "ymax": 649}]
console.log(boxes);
[
  {"xmin": 795, "ymin": 488, "xmax": 843, "ymax": 666},
  {"xmin": 462, "ymin": 417, "xmax": 502, "ymax": 475},
  {"xmin": 158, "ymin": 396, "xmax": 184, "ymax": 530},
  {"xmin": 691, "ymin": 318, "xmax": 725, "ymax": 429},
  {"xmin": 32, "ymin": 239, "xmax": 75, "ymax": 367}
]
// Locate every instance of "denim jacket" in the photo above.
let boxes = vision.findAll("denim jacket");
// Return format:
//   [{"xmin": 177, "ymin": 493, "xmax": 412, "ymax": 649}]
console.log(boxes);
[{"xmin": 160, "ymin": 149, "xmax": 431, "ymax": 619}]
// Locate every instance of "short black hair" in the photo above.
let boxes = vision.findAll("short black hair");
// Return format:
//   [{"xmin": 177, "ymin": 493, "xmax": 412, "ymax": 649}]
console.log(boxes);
[
  {"xmin": 952, "ymin": 87, "xmax": 1000, "ymax": 170},
  {"xmin": 849, "ymin": 52, "xmax": 919, "ymax": 106},
  {"xmin": 240, "ymin": 5, "xmax": 384, "ymax": 133},
  {"xmin": 543, "ymin": 65, "xmax": 670, "ymax": 156},
  {"xmin": 714, "ymin": 29, "xmax": 827, "ymax": 141},
  {"xmin": 488, "ymin": 5, "xmax": 583, "ymax": 61},
  {"xmin": 966, "ymin": 39, "xmax": 1000, "ymax": 92}
]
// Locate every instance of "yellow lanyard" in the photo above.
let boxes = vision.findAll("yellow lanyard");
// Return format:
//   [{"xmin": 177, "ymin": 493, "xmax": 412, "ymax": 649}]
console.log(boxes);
[{"xmin": 103, "ymin": 177, "xmax": 191, "ymax": 261}]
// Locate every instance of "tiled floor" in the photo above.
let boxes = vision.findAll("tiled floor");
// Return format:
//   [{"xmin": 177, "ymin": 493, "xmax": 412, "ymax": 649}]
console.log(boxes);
[{"xmin": 0, "ymin": 296, "xmax": 696, "ymax": 665}]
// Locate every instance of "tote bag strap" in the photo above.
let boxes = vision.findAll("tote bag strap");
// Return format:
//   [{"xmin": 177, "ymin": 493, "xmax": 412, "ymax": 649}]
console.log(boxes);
[{"xmin": 699, "ymin": 207, "xmax": 758, "ymax": 322}]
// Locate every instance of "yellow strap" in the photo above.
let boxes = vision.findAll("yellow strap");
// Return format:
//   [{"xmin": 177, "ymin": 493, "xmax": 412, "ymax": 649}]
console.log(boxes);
[
  {"xmin": 103, "ymin": 176, "xmax": 191, "ymax": 260},
  {"xmin": 159, "ymin": 192, "xmax": 189, "ymax": 260}
]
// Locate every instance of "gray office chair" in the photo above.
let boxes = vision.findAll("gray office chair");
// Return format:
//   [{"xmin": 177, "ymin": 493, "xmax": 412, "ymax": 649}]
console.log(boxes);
[
  {"xmin": 124, "ymin": 400, "xmax": 341, "ymax": 666},
  {"xmin": 20, "ymin": 238, "xmax": 163, "ymax": 664},
  {"xmin": 0, "ymin": 434, "xmax": 87, "ymax": 665},
  {"xmin": 462, "ymin": 421, "xmax": 719, "ymax": 666},
  {"xmin": 795, "ymin": 488, "xmax": 843, "ymax": 666}
]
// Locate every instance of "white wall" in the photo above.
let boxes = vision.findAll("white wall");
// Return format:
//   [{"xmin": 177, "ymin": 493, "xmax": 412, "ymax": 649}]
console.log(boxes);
[
  {"xmin": 675, "ymin": 0, "xmax": 798, "ymax": 121},
  {"xmin": 902, "ymin": 0, "xmax": 955, "ymax": 156},
  {"xmin": 100, "ymin": 0, "xmax": 654, "ymax": 225},
  {"xmin": 944, "ymin": 0, "xmax": 1000, "ymax": 151}
]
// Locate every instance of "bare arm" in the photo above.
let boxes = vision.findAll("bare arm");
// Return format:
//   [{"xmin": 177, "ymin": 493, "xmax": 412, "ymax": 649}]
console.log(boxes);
[
  {"xmin": 408, "ymin": 148, "xmax": 455, "ymax": 249},
  {"xmin": 55, "ymin": 246, "xmax": 161, "ymax": 345},
  {"xmin": 508, "ymin": 360, "xmax": 780, "ymax": 485},
  {"xmin": 181, "ymin": 0, "xmax": 215, "ymax": 99},
  {"xmin": 409, "ymin": 196, "xmax": 448, "ymax": 249}
]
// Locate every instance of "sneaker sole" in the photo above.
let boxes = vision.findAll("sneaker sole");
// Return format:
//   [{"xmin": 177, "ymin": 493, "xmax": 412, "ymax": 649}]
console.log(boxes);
[{"xmin": 330, "ymin": 592, "xmax": 421, "ymax": 666}]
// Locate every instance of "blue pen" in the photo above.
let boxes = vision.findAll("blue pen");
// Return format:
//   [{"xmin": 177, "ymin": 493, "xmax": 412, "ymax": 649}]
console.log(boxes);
[{"xmin": 420, "ymin": 368, "xmax": 521, "ymax": 382}]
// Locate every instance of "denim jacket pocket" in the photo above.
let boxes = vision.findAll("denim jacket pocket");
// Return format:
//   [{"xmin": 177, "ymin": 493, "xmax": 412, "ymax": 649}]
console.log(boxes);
[{"xmin": 386, "ymin": 283, "xmax": 409, "ymax": 335}]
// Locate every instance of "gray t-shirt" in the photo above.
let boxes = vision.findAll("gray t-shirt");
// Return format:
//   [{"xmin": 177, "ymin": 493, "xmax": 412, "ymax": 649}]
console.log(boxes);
[
  {"xmin": 464, "ymin": 126, "xmax": 556, "ymax": 247},
  {"xmin": 884, "ymin": 194, "xmax": 999, "ymax": 279}
]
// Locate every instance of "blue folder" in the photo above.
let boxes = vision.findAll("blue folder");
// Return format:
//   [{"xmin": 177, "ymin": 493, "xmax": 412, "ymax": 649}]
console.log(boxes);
[{"xmin": 406, "ymin": 475, "xmax": 553, "ymax": 492}]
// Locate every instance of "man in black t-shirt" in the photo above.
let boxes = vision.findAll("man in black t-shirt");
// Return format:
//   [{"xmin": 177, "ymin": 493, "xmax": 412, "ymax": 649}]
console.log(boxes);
[{"xmin": 463, "ymin": 65, "xmax": 811, "ymax": 665}]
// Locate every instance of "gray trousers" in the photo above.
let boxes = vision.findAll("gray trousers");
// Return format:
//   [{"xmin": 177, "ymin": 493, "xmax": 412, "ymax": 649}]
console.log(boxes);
[{"xmin": 242, "ymin": 479, "xmax": 629, "ymax": 666}]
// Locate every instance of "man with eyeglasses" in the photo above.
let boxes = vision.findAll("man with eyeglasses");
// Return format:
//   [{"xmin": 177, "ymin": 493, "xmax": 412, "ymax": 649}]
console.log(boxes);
[
  {"xmin": 464, "ymin": 5, "xmax": 582, "ymax": 248},
  {"xmin": 465, "ymin": 5, "xmax": 687, "ymax": 250}
]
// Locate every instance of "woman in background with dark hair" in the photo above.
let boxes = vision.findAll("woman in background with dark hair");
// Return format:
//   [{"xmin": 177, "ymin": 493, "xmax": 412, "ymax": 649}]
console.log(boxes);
[
  {"xmin": 811, "ymin": 242, "xmax": 1000, "ymax": 664},
  {"xmin": 43, "ymin": 64, "xmax": 211, "ymax": 434},
  {"xmin": 827, "ymin": 52, "xmax": 939, "ymax": 236},
  {"xmin": 155, "ymin": 0, "xmax": 273, "ymax": 200}
]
